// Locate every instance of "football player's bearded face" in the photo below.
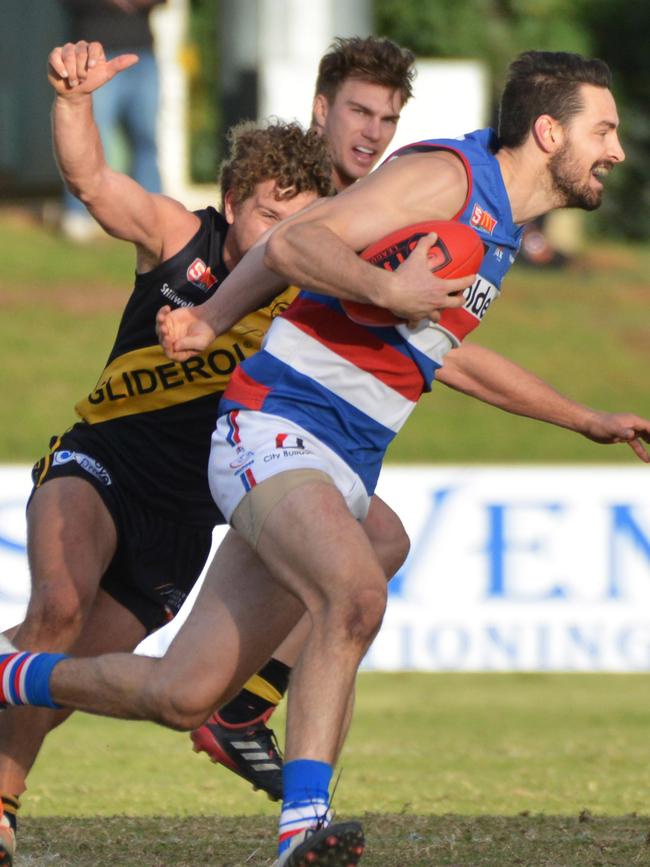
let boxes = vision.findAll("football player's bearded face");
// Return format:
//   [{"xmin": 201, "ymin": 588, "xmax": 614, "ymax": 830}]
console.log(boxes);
[{"xmin": 549, "ymin": 84, "xmax": 624, "ymax": 211}]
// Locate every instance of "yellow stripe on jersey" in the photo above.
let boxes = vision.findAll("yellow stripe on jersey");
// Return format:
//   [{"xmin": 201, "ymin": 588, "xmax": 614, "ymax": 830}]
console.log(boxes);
[
  {"xmin": 34, "ymin": 435, "xmax": 62, "ymax": 487},
  {"xmin": 242, "ymin": 674, "xmax": 284, "ymax": 706},
  {"xmin": 0, "ymin": 794, "xmax": 20, "ymax": 818},
  {"xmin": 76, "ymin": 288, "xmax": 299, "ymax": 425}
]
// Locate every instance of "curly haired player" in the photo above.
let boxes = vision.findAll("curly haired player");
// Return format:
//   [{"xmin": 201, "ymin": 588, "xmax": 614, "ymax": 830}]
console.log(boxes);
[{"xmin": 0, "ymin": 43, "xmax": 335, "ymax": 866}]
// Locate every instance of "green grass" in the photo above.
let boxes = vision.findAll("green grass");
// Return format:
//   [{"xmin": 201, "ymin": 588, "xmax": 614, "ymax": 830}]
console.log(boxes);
[
  {"xmin": 1, "ymin": 210, "xmax": 649, "ymax": 463},
  {"xmin": 17, "ymin": 814, "xmax": 650, "ymax": 866},
  {"xmin": 0, "ymin": 210, "xmax": 133, "ymax": 460},
  {"xmin": 26, "ymin": 673, "xmax": 650, "ymax": 818},
  {"xmin": 16, "ymin": 672, "xmax": 650, "ymax": 865}
]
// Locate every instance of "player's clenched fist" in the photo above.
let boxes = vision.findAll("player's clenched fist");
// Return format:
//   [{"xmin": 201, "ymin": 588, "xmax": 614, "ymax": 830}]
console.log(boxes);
[
  {"xmin": 48, "ymin": 41, "xmax": 139, "ymax": 96},
  {"xmin": 156, "ymin": 306, "xmax": 218, "ymax": 363}
]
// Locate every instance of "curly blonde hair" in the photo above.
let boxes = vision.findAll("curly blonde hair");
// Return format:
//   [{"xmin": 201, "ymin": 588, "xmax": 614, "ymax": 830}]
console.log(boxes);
[{"xmin": 220, "ymin": 120, "xmax": 334, "ymax": 207}]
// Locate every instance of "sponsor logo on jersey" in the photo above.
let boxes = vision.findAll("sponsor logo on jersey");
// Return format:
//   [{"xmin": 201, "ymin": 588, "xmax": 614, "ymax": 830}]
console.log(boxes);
[
  {"xmin": 229, "ymin": 447, "xmax": 255, "ymax": 471},
  {"xmin": 161, "ymin": 283, "xmax": 194, "ymax": 308},
  {"xmin": 187, "ymin": 258, "xmax": 218, "ymax": 292},
  {"xmin": 84, "ymin": 342, "xmax": 249, "ymax": 411},
  {"xmin": 273, "ymin": 433, "xmax": 314, "ymax": 458},
  {"xmin": 463, "ymin": 276, "xmax": 499, "ymax": 320},
  {"xmin": 275, "ymin": 433, "xmax": 306, "ymax": 450},
  {"xmin": 470, "ymin": 203, "xmax": 498, "ymax": 234},
  {"xmin": 52, "ymin": 450, "xmax": 112, "ymax": 486}
]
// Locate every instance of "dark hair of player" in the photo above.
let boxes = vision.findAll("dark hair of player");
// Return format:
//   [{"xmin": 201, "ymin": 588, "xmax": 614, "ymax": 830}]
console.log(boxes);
[
  {"xmin": 220, "ymin": 120, "xmax": 335, "ymax": 207},
  {"xmin": 498, "ymin": 50, "xmax": 614, "ymax": 148},
  {"xmin": 314, "ymin": 35, "xmax": 416, "ymax": 107}
]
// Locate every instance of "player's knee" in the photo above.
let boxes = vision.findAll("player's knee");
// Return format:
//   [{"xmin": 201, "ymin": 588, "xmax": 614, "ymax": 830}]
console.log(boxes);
[
  {"xmin": 146, "ymin": 673, "xmax": 222, "ymax": 731},
  {"xmin": 148, "ymin": 694, "xmax": 208, "ymax": 731},
  {"xmin": 330, "ymin": 582, "xmax": 387, "ymax": 649},
  {"xmin": 20, "ymin": 590, "xmax": 86, "ymax": 648},
  {"xmin": 153, "ymin": 703, "xmax": 208, "ymax": 732}
]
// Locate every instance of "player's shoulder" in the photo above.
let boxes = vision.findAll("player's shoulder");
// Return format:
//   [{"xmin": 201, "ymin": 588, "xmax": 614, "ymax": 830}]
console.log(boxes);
[
  {"xmin": 377, "ymin": 148, "xmax": 469, "ymax": 213},
  {"xmin": 382, "ymin": 147, "xmax": 468, "ymax": 183},
  {"xmin": 141, "ymin": 194, "xmax": 203, "ymax": 268}
]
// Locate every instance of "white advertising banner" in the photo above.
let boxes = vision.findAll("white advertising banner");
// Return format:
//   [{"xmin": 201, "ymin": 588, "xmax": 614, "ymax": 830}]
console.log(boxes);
[{"xmin": 1, "ymin": 465, "xmax": 649, "ymax": 671}]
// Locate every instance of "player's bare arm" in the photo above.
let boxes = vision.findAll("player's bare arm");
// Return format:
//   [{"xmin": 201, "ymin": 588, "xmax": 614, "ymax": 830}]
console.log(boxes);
[
  {"xmin": 440, "ymin": 342, "xmax": 650, "ymax": 462},
  {"xmin": 49, "ymin": 40, "xmax": 199, "ymax": 271},
  {"xmin": 157, "ymin": 151, "xmax": 475, "ymax": 360},
  {"xmin": 265, "ymin": 150, "xmax": 474, "ymax": 319}
]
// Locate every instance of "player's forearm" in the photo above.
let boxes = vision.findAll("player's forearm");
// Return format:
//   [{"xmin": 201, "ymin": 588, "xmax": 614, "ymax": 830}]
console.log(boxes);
[
  {"xmin": 195, "ymin": 244, "xmax": 289, "ymax": 335},
  {"xmin": 52, "ymin": 94, "xmax": 107, "ymax": 203},
  {"xmin": 439, "ymin": 343, "xmax": 595, "ymax": 432},
  {"xmin": 193, "ymin": 220, "xmax": 386, "ymax": 336},
  {"xmin": 265, "ymin": 220, "xmax": 391, "ymax": 305}
]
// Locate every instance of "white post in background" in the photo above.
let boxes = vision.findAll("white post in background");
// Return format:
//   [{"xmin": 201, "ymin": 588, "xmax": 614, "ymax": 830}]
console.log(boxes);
[
  {"xmin": 386, "ymin": 59, "xmax": 489, "ymax": 152},
  {"xmin": 151, "ymin": 0, "xmax": 375, "ymax": 204},
  {"xmin": 257, "ymin": 0, "xmax": 372, "ymax": 125},
  {"xmin": 150, "ymin": 0, "xmax": 194, "ymax": 202},
  {"xmin": 150, "ymin": 2, "xmax": 487, "ymax": 206}
]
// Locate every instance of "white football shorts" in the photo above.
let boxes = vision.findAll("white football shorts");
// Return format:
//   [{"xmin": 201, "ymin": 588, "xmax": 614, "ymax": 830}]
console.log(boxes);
[{"xmin": 209, "ymin": 409, "xmax": 371, "ymax": 524}]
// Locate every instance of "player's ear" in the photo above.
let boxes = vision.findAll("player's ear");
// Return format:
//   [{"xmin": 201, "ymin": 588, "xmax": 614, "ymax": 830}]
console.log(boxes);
[
  {"xmin": 312, "ymin": 93, "xmax": 328, "ymax": 131},
  {"xmin": 533, "ymin": 114, "xmax": 563, "ymax": 154},
  {"xmin": 223, "ymin": 190, "xmax": 237, "ymax": 225}
]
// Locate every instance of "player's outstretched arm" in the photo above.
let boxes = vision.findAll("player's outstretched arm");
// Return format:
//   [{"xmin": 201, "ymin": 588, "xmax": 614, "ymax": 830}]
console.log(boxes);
[
  {"xmin": 49, "ymin": 40, "xmax": 196, "ymax": 261},
  {"xmin": 439, "ymin": 342, "xmax": 650, "ymax": 462}
]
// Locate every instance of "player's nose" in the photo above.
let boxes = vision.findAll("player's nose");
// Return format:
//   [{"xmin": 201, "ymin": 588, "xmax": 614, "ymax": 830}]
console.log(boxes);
[
  {"xmin": 362, "ymin": 116, "xmax": 381, "ymax": 141},
  {"xmin": 609, "ymin": 132, "xmax": 625, "ymax": 164}
]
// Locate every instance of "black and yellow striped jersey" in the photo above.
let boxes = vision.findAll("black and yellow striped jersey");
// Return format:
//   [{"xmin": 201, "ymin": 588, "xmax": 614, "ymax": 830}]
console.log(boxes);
[{"xmin": 70, "ymin": 206, "xmax": 297, "ymax": 526}]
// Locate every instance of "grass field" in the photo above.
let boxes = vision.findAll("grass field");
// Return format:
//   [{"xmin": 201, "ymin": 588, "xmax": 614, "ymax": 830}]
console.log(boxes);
[
  {"xmin": 1, "ymin": 208, "xmax": 649, "ymax": 464},
  {"xmin": 15, "ymin": 673, "xmax": 650, "ymax": 865}
]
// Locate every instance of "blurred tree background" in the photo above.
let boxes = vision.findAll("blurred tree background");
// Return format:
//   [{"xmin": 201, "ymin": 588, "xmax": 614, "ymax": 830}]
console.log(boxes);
[
  {"xmin": 580, "ymin": 1, "xmax": 650, "ymax": 239},
  {"xmin": 188, "ymin": 0, "xmax": 220, "ymax": 184},
  {"xmin": 185, "ymin": 0, "xmax": 648, "ymax": 237},
  {"xmin": 374, "ymin": 0, "xmax": 649, "ymax": 239}
]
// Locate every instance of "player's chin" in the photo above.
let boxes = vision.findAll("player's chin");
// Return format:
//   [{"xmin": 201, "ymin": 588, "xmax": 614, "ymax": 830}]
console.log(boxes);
[
  {"xmin": 586, "ymin": 176, "xmax": 605, "ymax": 207},
  {"xmin": 348, "ymin": 156, "xmax": 375, "ymax": 179},
  {"xmin": 577, "ymin": 186, "xmax": 603, "ymax": 212}
]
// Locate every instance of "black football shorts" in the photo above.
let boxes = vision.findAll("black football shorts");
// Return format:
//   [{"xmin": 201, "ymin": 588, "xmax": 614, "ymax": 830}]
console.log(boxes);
[{"xmin": 30, "ymin": 429, "xmax": 215, "ymax": 633}]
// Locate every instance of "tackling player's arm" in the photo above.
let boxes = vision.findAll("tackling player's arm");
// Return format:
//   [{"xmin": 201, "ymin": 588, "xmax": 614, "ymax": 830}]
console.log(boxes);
[
  {"xmin": 157, "ymin": 150, "xmax": 476, "ymax": 360},
  {"xmin": 49, "ymin": 40, "xmax": 198, "ymax": 272},
  {"xmin": 439, "ymin": 342, "xmax": 650, "ymax": 462}
]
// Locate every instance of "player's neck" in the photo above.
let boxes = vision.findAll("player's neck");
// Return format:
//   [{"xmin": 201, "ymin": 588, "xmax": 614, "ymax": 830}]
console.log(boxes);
[
  {"xmin": 222, "ymin": 232, "xmax": 241, "ymax": 272},
  {"xmin": 331, "ymin": 166, "xmax": 356, "ymax": 194},
  {"xmin": 496, "ymin": 146, "xmax": 557, "ymax": 225}
]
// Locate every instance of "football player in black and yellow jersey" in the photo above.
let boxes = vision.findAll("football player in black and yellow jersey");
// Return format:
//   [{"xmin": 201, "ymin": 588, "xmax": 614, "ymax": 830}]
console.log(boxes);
[{"xmin": 0, "ymin": 39, "xmax": 335, "ymax": 863}]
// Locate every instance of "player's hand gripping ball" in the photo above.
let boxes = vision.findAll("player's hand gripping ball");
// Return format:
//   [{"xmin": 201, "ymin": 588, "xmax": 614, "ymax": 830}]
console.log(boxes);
[{"xmin": 343, "ymin": 220, "xmax": 484, "ymax": 326}]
